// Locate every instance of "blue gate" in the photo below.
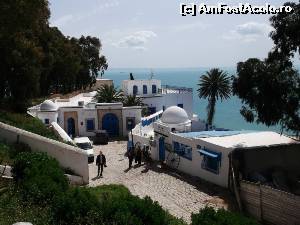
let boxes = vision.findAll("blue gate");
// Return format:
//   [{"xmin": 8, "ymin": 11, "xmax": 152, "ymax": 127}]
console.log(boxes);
[
  {"xmin": 102, "ymin": 113, "xmax": 119, "ymax": 136},
  {"xmin": 159, "ymin": 137, "xmax": 165, "ymax": 161}
]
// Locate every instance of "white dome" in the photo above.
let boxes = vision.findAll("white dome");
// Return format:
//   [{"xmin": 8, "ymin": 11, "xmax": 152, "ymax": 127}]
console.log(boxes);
[
  {"xmin": 160, "ymin": 106, "xmax": 190, "ymax": 124},
  {"xmin": 40, "ymin": 100, "xmax": 58, "ymax": 111}
]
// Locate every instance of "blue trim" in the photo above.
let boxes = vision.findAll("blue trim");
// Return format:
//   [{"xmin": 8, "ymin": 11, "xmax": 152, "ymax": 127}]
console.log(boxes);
[
  {"xmin": 127, "ymin": 141, "xmax": 134, "ymax": 151},
  {"xmin": 198, "ymin": 149, "xmax": 218, "ymax": 158}
]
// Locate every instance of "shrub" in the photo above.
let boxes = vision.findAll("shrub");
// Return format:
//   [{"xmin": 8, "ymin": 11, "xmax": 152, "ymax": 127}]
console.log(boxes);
[
  {"xmin": 91, "ymin": 185, "xmax": 186, "ymax": 225},
  {"xmin": 0, "ymin": 190, "xmax": 52, "ymax": 225},
  {"xmin": 191, "ymin": 207, "xmax": 260, "ymax": 225},
  {"xmin": 52, "ymin": 187, "xmax": 103, "ymax": 225},
  {"xmin": 12, "ymin": 152, "xmax": 68, "ymax": 204}
]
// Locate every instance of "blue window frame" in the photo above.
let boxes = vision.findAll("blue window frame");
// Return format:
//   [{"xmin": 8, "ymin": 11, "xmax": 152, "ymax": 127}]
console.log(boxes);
[
  {"xmin": 143, "ymin": 85, "xmax": 147, "ymax": 94},
  {"xmin": 197, "ymin": 147, "xmax": 222, "ymax": 174},
  {"xmin": 173, "ymin": 141, "xmax": 192, "ymax": 160},
  {"xmin": 133, "ymin": 85, "xmax": 138, "ymax": 95},
  {"xmin": 177, "ymin": 104, "xmax": 183, "ymax": 108},
  {"xmin": 152, "ymin": 85, "xmax": 157, "ymax": 94},
  {"xmin": 86, "ymin": 118, "xmax": 95, "ymax": 131},
  {"xmin": 44, "ymin": 118, "xmax": 49, "ymax": 125}
]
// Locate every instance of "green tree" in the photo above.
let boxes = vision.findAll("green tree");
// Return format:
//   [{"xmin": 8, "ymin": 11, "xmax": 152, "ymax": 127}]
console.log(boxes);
[
  {"xmin": 269, "ymin": 2, "xmax": 300, "ymax": 63},
  {"xmin": 0, "ymin": 0, "xmax": 50, "ymax": 111},
  {"xmin": 122, "ymin": 95, "xmax": 143, "ymax": 107},
  {"xmin": 197, "ymin": 68, "xmax": 231, "ymax": 126},
  {"xmin": 75, "ymin": 36, "xmax": 108, "ymax": 89},
  {"xmin": 233, "ymin": 58, "xmax": 300, "ymax": 134},
  {"xmin": 93, "ymin": 84, "xmax": 123, "ymax": 103},
  {"xmin": 0, "ymin": 1, "xmax": 108, "ymax": 111},
  {"xmin": 233, "ymin": 2, "xmax": 300, "ymax": 135}
]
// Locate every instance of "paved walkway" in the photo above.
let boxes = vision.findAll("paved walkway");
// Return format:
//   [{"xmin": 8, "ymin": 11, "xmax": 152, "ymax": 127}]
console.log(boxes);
[{"xmin": 89, "ymin": 141, "xmax": 235, "ymax": 222}]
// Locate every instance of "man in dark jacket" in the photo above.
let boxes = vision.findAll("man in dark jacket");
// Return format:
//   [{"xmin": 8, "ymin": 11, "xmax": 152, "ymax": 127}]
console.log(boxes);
[{"xmin": 96, "ymin": 151, "xmax": 106, "ymax": 177}]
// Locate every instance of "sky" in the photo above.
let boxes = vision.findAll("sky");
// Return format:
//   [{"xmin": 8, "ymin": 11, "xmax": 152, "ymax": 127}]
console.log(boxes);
[{"xmin": 49, "ymin": 0, "xmax": 299, "ymax": 68}]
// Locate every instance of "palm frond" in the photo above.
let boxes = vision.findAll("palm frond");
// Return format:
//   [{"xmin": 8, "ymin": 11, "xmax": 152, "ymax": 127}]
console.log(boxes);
[{"xmin": 93, "ymin": 84, "xmax": 123, "ymax": 103}]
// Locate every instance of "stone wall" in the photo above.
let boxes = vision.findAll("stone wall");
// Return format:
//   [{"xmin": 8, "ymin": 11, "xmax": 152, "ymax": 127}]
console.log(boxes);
[{"xmin": 0, "ymin": 122, "xmax": 89, "ymax": 184}]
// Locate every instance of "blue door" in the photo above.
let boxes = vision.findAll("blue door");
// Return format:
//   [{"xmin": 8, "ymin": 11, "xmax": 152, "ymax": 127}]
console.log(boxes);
[
  {"xmin": 102, "ymin": 113, "xmax": 119, "ymax": 136},
  {"xmin": 159, "ymin": 137, "xmax": 165, "ymax": 161},
  {"xmin": 67, "ymin": 117, "xmax": 75, "ymax": 137}
]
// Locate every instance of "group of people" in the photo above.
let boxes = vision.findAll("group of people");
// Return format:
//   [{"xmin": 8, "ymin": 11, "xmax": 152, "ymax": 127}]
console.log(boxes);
[
  {"xmin": 127, "ymin": 146, "xmax": 142, "ymax": 168},
  {"xmin": 95, "ymin": 145, "xmax": 146, "ymax": 177}
]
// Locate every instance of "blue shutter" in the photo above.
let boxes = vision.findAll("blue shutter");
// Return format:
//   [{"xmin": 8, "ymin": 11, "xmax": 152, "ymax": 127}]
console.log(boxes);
[
  {"xmin": 133, "ymin": 85, "xmax": 138, "ymax": 95},
  {"xmin": 143, "ymin": 85, "xmax": 147, "ymax": 94},
  {"xmin": 152, "ymin": 85, "xmax": 157, "ymax": 94},
  {"xmin": 86, "ymin": 119, "xmax": 95, "ymax": 131}
]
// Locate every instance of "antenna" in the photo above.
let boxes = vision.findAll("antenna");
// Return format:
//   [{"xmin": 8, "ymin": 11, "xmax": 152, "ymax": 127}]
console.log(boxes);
[{"xmin": 149, "ymin": 69, "xmax": 154, "ymax": 80}]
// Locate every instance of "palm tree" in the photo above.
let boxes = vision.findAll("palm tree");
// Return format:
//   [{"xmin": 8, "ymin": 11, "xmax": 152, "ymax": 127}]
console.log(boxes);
[
  {"xmin": 197, "ymin": 68, "xmax": 231, "ymax": 126},
  {"xmin": 122, "ymin": 95, "xmax": 143, "ymax": 107},
  {"xmin": 93, "ymin": 84, "xmax": 123, "ymax": 103}
]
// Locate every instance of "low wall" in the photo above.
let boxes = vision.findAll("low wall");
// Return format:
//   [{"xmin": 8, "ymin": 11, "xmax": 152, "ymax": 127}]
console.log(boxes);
[
  {"xmin": 0, "ymin": 122, "xmax": 89, "ymax": 184},
  {"xmin": 240, "ymin": 180, "xmax": 300, "ymax": 225}
]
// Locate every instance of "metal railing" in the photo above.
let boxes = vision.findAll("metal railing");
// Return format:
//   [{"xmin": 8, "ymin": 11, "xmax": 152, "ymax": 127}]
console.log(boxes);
[{"xmin": 159, "ymin": 85, "xmax": 193, "ymax": 94}]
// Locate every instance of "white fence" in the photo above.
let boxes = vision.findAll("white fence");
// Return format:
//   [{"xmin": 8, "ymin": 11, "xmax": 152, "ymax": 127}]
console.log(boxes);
[{"xmin": 0, "ymin": 122, "xmax": 89, "ymax": 184}]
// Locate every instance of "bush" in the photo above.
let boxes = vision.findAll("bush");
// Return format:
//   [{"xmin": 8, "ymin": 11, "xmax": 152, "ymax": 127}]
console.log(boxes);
[
  {"xmin": 90, "ymin": 185, "xmax": 186, "ymax": 225},
  {"xmin": 52, "ymin": 187, "xmax": 103, "ymax": 225},
  {"xmin": 191, "ymin": 207, "xmax": 260, "ymax": 225},
  {"xmin": 0, "ymin": 191, "xmax": 52, "ymax": 225},
  {"xmin": 12, "ymin": 152, "xmax": 68, "ymax": 204}
]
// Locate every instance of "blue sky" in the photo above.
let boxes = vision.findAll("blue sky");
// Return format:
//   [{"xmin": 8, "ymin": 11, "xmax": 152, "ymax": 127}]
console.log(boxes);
[{"xmin": 49, "ymin": 0, "xmax": 298, "ymax": 68}]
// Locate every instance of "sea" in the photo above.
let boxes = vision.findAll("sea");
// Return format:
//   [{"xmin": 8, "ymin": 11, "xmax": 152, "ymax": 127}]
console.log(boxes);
[{"xmin": 101, "ymin": 67, "xmax": 282, "ymax": 133}]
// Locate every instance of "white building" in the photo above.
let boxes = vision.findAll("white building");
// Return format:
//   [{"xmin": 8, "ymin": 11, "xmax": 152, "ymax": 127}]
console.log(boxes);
[
  {"xmin": 122, "ymin": 79, "xmax": 194, "ymax": 119},
  {"xmin": 28, "ymin": 91, "xmax": 142, "ymax": 138},
  {"xmin": 132, "ymin": 106, "xmax": 300, "ymax": 188}
]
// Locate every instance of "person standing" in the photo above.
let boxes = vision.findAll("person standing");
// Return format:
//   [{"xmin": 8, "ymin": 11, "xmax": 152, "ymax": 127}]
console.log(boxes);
[
  {"xmin": 135, "ymin": 146, "xmax": 142, "ymax": 165},
  {"xmin": 96, "ymin": 151, "xmax": 106, "ymax": 177},
  {"xmin": 128, "ymin": 147, "xmax": 134, "ymax": 168}
]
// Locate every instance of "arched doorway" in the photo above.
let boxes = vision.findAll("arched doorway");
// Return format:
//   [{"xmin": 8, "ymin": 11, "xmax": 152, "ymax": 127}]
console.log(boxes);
[
  {"xmin": 102, "ymin": 113, "xmax": 119, "ymax": 136},
  {"xmin": 67, "ymin": 117, "xmax": 75, "ymax": 137}
]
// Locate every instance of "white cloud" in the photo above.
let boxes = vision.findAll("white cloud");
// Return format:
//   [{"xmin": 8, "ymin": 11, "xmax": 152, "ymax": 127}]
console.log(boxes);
[
  {"xmin": 223, "ymin": 22, "xmax": 272, "ymax": 42},
  {"xmin": 113, "ymin": 30, "xmax": 157, "ymax": 50}
]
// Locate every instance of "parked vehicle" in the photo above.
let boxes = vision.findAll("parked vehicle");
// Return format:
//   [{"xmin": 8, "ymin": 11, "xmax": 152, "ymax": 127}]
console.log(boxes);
[
  {"xmin": 93, "ymin": 130, "xmax": 109, "ymax": 145},
  {"xmin": 74, "ymin": 137, "xmax": 94, "ymax": 163}
]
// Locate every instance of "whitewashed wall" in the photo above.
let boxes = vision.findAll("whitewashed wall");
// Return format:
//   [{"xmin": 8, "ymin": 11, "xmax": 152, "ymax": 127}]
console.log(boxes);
[
  {"xmin": 170, "ymin": 133, "xmax": 232, "ymax": 188},
  {"xmin": 163, "ymin": 92, "xmax": 193, "ymax": 118},
  {"xmin": 122, "ymin": 107, "xmax": 142, "ymax": 137},
  {"xmin": 122, "ymin": 79, "xmax": 161, "ymax": 96},
  {"xmin": 0, "ymin": 122, "xmax": 89, "ymax": 184},
  {"xmin": 36, "ymin": 111, "xmax": 58, "ymax": 125}
]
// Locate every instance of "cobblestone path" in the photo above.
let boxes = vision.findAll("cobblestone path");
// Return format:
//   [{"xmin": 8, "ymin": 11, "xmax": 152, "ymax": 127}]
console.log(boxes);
[{"xmin": 89, "ymin": 141, "xmax": 235, "ymax": 222}]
